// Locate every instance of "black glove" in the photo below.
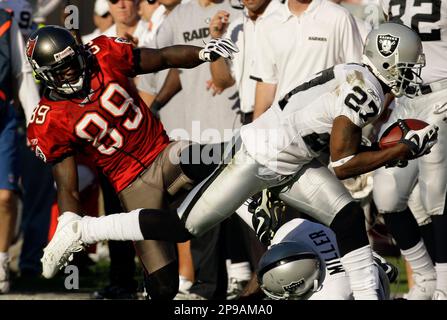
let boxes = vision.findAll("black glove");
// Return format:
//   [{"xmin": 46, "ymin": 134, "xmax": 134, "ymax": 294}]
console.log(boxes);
[{"xmin": 385, "ymin": 159, "xmax": 408, "ymax": 168}]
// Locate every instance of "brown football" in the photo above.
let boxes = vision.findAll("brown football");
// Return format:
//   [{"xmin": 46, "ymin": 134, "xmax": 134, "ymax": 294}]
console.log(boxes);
[{"xmin": 379, "ymin": 119, "xmax": 429, "ymax": 149}]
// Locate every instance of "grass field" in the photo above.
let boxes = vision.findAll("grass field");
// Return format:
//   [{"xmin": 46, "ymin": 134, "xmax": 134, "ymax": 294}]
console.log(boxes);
[
  {"xmin": 1, "ymin": 254, "xmax": 410, "ymax": 300},
  {"xmin": 387, "ymin": 256, "xmax": 409, "ymax": 298}
]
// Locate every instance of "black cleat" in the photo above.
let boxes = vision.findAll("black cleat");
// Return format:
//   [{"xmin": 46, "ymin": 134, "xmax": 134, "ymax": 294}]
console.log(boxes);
[{"xmin": 250, "ymin": 190, "xmax": 285, "ymax": 246}]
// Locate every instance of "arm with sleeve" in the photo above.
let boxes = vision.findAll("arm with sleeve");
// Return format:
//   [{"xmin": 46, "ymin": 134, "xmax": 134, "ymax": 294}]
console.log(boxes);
[
  {"xmin": 209, "ymin": 20, "xmax": 238, "ymax": 90},
  {"xmin": 154, "ymin": 9, "xmax": 176, "ymax": 49},
  {"xmin": 152, "ymin": 10, "xmax": 181, "ymax": 109},
  {"xmin": 250, "ymin": 22, "xmax": 277, "ymax": 84},
  {"xmin": 338, "ymin": 13, "xmax": 363, "ymax": 64}
]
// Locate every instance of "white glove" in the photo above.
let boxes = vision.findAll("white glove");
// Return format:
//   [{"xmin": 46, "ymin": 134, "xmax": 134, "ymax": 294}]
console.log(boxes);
[
  {"xmin": 398, "ymin": 119, "xmax": 439, "ymax": 159},
  {"xmin": 199, "ymin": 38, "xmax": 239, "ymax": 62},
  {"xmin": 434, "ymin": 102, "xmax": 447, "ymax": 115}
]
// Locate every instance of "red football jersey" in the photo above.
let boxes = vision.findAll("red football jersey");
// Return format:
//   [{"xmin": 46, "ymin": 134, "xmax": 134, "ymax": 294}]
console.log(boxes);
[{"xmin": 27, "ymin": 36, "xmax": 170, "ymax": 193}]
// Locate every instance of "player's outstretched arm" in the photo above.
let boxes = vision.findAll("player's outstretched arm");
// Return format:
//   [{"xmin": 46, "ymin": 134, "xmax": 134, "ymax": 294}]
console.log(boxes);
[
  {"xmin": 330, "ymin": 116, "xmax": 412, "ymax": 180},
  {"xmin": 52, "ymin": 155, "xmax": 83, "ymax": 214},
  {"xmin": 134, "ymin": 38, "xmax": 238, "ymax": 75}
]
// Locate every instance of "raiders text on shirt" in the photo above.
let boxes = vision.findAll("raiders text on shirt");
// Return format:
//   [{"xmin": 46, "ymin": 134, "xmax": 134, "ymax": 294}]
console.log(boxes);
[
  {"xmin": 308, "ymin": 36, "xmax": 327, "ymax": 42},
  {"xmin": 183, "ymin": 27, "xmax": 210, "ymax": 43}
]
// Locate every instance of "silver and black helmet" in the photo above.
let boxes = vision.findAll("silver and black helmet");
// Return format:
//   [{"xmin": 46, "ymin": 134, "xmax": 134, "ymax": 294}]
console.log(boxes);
[
  {"xmin": 363, "ymin": 22, "xmax": 425, "ymax": 98},
  {"xmin": 257, "ymin": 241, "xmax": 325, "ymax": 300}
]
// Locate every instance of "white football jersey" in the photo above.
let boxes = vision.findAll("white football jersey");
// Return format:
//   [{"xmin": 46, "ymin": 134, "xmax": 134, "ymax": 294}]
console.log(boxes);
[
  {"xmin": 0, "ymin": 0, "xmax": 34, "ymax": 38},
  {"xmin": 382, "ymin": 0, "xmax": 447, "ymax": 83},
  {"xmin": 240, "ymin": 63, "xmax": 385, "ymax": 175}
]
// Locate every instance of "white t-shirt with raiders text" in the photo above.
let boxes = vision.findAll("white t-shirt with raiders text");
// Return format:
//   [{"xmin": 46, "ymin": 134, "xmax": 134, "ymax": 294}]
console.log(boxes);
[
  {"xmin": 251, "ymin": 0, "xmax": 363, "ymax": 101},
  {"xmin": 151, "ymin": 0, "xmax": 243, "ymax": 142},
  {"xmin": 224, "ymin": 0, "xmax": 283, "ymax": 113}
]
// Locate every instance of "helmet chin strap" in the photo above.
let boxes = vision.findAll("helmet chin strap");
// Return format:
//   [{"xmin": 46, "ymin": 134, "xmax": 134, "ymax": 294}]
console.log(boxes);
[{"xmin": 58, "ymin": 74, "xmax": 85, "ymax": 95}]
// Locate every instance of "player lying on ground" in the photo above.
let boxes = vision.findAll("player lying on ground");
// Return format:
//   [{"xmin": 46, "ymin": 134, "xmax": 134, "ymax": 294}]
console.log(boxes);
[
  {"xmin": 42, "ymin": 23, "xmax": 438, "ymax": 300},
  {"xmin": 256, "ymin": 218, "xmax": 397, "ymax": 300}
]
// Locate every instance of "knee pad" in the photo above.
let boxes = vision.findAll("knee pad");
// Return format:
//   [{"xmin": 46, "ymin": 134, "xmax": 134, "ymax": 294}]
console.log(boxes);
[
  {"xmin": 408, "ymin": 184, "xmax": 432, "ymax": 226},
  {"xmin": 418, "ymin": 180, "xmax": 447, "ymax": 217},
  {"xmin": 330, "ymin": 202, "xmax": 369, "ymax": 256},
  {"xmin": 373, "ymin": 169, "xmax": 409, "ymax": 213},
  {"xmin": 144, "ymin": 261, "xmax": 179, "ymax": 300}
]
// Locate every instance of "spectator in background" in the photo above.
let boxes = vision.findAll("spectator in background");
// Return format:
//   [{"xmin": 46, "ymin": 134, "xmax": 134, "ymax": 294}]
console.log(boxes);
[
  {"xmin": 103, "ymin": 0, "xmax": 152, "ymax": 46},
  {"xmin": 0, "ymin": 0, "xmax": 35, "ymax": 39},
  {"xmin": 32, "ymin": 0, "xmax": 62, "ymax": 24},
  {"xmin": 148, "ymin": 0, "xmax": 241, "ymax": 139},
  {"xmin": 81, "ymin": 0, "xmax": 114, "ymax": 44},
  {"xmin": 209, "ymin": 0, "xmax": 283, "ymax": 124},
  {"xmin": 251, "ymin": 0, "xmax": 363, "ymax": 119},
  {"xmin": 207, "ymin": 0, "xmax": 283, "ymax": 299},
  {"xmin": 332, "ymin": 0, "xmax": 385, "ymax": 41},
  {"xmin": 137, "ymin": 0, "xmax": 182, "ymax": 109},
  {"xmin": 138, "ymin": 0, "xmax": 159, "ymax": 23},
  {"xmin": 0, "ymin": 8, "xmax": 40, "ymax": 293}
]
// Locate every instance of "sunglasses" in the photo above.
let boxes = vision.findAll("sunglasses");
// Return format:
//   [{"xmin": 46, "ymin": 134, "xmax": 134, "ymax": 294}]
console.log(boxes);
[{"xmin": 108, "ymin": 0, "xmax": 138, "ymax": 4}]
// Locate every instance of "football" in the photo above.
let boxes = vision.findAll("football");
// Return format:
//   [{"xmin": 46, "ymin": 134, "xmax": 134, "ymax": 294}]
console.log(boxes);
[{"xmin": 379, "ymin": 119, "xmax": 429, "ymax": 149}]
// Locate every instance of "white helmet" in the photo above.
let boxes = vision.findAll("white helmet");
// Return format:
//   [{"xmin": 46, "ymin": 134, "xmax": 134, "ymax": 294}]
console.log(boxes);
[
  {"xmin": 362, "ymin": 22, "xmax": 425, "ymax": 98},
  {"xmin": 257, "ymin": 241, "xmax": 325, "ymax": 300}
]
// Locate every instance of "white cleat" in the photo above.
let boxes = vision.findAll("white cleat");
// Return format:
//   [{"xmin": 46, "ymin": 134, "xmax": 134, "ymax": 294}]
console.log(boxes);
[
  {"xmin": 0, "ymin": 260, "xmax": 10, "ymax": 294},
  {"xmin": 41, "ymin": 212, "xmax": 84, "ymax": 279},
  {"xmin": 432, "ymin": 289, "xmax": 447, "ymax": 300},
  {"xmin": 405, "ymin": 273, "xmax": 436, "ymax": 300}
]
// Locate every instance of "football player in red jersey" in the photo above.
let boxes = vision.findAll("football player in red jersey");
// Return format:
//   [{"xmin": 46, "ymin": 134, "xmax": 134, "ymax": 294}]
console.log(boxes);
[{"xmin": 25, "ymin": 25, "xmax": 238, "ymax": 300}]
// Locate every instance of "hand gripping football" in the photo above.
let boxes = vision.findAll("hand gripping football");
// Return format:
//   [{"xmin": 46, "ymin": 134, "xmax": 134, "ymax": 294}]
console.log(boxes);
[{"xmin": 379, "ymin": 119, "xmax": 429, "ymax": 149}]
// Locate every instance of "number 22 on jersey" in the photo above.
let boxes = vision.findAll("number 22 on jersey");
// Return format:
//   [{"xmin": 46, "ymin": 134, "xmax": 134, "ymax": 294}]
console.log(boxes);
[{"xmin": 388, "ymin": 0, "xmax": 442, "ymax": 41}]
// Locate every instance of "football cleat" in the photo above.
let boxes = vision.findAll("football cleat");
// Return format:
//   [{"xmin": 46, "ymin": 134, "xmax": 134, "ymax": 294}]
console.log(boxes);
[
  {"xmin": 372, "ymin": 251, "xmax": 399, "ymax": 283},
  {"xmin": 41, "ymin": 212, "xmax": 84, "ymax": 279},
  {"xmin": 250, "ymin": 189, "xmax": 285, "ymax": 246},
  {"xmin": 432, "ymin": 289, "xmax": 447, "ymax": 300},
  {"xmin": 0, "ymin": 259, "xmax": 10, "ymax": 294},
  {"xmin": 227, "ymin": 278, "xmax": 249, "ymax": 300},
  {"xmin": 404, "ymin": 272, "xmax": 436, "ymax": 300}
]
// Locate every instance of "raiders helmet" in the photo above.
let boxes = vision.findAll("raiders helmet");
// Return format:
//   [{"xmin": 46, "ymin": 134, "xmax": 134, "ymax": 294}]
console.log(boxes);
[
  {"xmin": 257, "ymin": 241, "xmax": 325, "ymax": 300},
  {"xmin": 26, "ymin": 26, "xmax": 87, "ymax": 95},
  {"xmin": 362, "ymin": 22, "xmax": 425, "ymax": 98}
]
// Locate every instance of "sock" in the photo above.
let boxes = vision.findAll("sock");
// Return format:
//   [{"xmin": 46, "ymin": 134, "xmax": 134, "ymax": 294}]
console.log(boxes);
[
  {"xmin": 179, "ymin": 275, "xmax": 193, "ymax": 292},
  {"xmin": 401, "ymin": 240, "xmax": 436, "ymax": 277},
  {"xmin": 419, "ymin": 222, "xmax": 436, "ymax": 263},
  {"xmin": 0, "ymin": 252, "xmax": 8, "ymax": 265},
  {"xmin": 80, "ymin": 209, "xmax": 144, "ymax": 244},
  {"xmin": 435, "ymin": 263, "xmax": 447, "ymax": 293},
  {"xmin": 340, "ymin": 245, "xmax": 378, "ymax": 300},
  {"xmin": 227, "ymin": 262, "xmax": 251, "ymax": 282}
]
